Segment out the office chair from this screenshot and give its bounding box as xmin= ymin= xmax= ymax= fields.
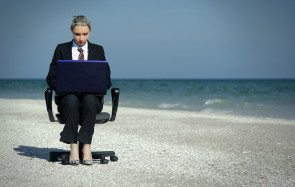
xmin=44 ymin=87 xmax=119 ymax=164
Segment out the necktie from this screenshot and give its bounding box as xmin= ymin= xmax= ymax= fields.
xmin=78 ymin=48 xmax=84 ymax=60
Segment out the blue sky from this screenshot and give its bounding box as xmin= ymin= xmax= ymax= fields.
xmin=0 ymin=0 xmax=294 ymax=79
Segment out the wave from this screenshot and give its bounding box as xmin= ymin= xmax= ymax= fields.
xmin=204 ymin=99 xmax=223 ymax=105
xmin=158 ymin=103 xmax=188 ymax=109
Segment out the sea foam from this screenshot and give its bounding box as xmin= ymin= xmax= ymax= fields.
xmin=204 ymin=99 xmax=223 ymax=105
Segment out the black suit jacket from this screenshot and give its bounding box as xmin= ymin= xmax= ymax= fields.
xmin=46 ymin=40 xmax=112 ymax=90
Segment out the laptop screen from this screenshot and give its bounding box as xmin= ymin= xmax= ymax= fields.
xmin=56 ymin=60 xmax=108 ymax=95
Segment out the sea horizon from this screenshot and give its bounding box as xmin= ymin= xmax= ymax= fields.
xmin=1 ymin=78 xmax=295 ymax=80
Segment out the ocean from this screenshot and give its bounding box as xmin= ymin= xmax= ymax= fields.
xmin=0 ymin=79 xmax=294 ymax=120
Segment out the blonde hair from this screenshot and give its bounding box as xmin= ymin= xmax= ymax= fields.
xmin=71 ymin=15 xmax=92 ymax=31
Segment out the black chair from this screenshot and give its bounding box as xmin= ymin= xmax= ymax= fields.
xmin=44 ymin=87 xmax=120 ymax=164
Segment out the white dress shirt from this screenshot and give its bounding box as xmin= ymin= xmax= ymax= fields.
xmin=72 ymin=41 xmax=88 ymax=60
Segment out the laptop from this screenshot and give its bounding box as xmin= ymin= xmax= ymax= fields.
xmin=56 ymin=60 xmax=108 ymax=95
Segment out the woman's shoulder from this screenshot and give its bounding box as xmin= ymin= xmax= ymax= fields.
xmin=53 ymin=41 xmax=72 ymax=52
xmin=56 ymin=41 xmax=72 ymax=47
xmin=88 ymin=41 xmax=104 ymax=49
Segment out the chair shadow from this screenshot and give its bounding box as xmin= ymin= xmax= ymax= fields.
xmin=14 ymin=145 xmax=68 ymax=161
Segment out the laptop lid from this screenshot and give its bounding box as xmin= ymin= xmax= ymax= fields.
xmin=56 ymin=60 xmax=108 ymax=95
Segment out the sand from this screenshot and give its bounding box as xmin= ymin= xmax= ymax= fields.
xmin=0 ymin=98 xmax=295 ymax=186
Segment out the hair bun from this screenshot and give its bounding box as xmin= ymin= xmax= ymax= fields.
xmin=70 ymin=15 xmax=92 ymax=31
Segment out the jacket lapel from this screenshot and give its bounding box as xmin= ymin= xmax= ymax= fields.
xmin=64 ymin=41 xmax=73 ymax=60
xmin=88 ymin=41 xmax=94 ymax=60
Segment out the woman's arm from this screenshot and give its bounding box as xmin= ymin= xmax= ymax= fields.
xmin=46 ymin=45 xmax=61 ymax=90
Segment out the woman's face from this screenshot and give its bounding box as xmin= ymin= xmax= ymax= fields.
xmin=72 ymin=25 xmax=90 ymax=47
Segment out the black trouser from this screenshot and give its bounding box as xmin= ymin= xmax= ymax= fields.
xmin=57 ymin=95 xmax=103 ymax=144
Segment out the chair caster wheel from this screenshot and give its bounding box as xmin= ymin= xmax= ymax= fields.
xmin=100 ymin=159 xmax=109 ymax=164
xmin=61 ymin=154 xmax=69 ymax=165
xmin=110 ymin=156 xmax=118 ymax=162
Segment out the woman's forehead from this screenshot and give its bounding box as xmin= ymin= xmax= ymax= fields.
xmin=73 ymin=25 xmax=90 ymax=33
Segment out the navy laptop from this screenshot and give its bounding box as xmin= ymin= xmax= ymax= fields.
xmin=56 ymin=60 xmax=108 ymax=95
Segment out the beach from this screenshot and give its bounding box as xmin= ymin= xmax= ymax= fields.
xmin=0 ymin=98 xmax=295 ymax=186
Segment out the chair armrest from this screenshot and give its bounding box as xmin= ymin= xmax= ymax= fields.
xmin=44 ymin=88 xmax=56 ymax=122
xmin=110 ymin=88 xmax=120 ymax=121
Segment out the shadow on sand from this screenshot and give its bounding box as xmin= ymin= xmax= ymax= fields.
xmin=14 ymin=145 xmax=67 ymax=161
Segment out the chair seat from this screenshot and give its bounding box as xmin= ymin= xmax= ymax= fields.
xmin=95 ymin=112 xmax=110 ymax=123
xmin=45 ymin=87 xmax=119 ymax=123
xmin=56 ymin=112 xmax=111 ymax=124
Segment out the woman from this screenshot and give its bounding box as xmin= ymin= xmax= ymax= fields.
xmin=46 ymin=15 xmax=112 ymax=165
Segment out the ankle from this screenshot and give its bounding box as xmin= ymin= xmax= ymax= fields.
xmin=82 ymin=144 xmax=92 ymax=160
xmin=82 ymin=144 xmax=92 ymax=153
xmin=70 ymin=143 xmax=79 ymax=160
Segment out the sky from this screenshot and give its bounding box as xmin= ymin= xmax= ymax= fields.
xmin=0 ymin=0 xmax=294 ymax=79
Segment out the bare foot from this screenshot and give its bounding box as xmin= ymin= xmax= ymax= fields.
xmin=82 ymin=144 xmax=93 ymax=161
xmin=70 ymin=143 xmax=79 ymax=160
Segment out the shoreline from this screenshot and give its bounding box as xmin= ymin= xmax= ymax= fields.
xmin=0 ymin=98 xmax=295 ymax=186
xmin=1 ymin=97 xmax=294 ymax=122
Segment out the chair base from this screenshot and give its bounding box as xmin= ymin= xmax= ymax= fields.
xmin=49 ymin=151 xmax=118 ymax=165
